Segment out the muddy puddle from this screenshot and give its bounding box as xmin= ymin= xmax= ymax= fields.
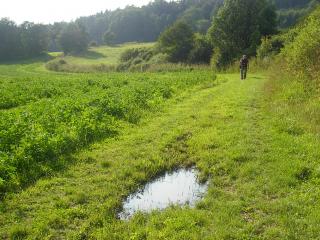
xmin=118 ymin=168 xmax=208 ymax=220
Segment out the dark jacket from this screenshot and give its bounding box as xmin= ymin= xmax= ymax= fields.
xmin=240 ymin=58 xmax=249 ymax=69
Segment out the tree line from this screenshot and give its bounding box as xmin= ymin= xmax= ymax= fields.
xmin=121 ymin=0 xmax=311 ymax=68
xmin=76 ymin=0 xmax=224 ymax=45
xmin=0 ymin=19 xmax=48 ymax=61
xmin=158 ymin=0 xmax=277 ymax=66
xmin=74 ymin=0 xmax=316 ymax=45
xmin=0 ymin=0 xmax=316 ymax=61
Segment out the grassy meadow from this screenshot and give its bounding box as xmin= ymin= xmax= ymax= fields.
xmin=46 ymin=43 xmax=156 ymax=72
xmin=55 ymin=42 xmax=155 ymax=65
xmin=1 ymin=42 xmax=320 ymax=239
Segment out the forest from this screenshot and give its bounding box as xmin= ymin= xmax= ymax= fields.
xmin=0 ymin=0 xmax=318 ymax=61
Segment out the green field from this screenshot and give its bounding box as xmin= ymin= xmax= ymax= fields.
xmin=49 ymin=42 xmax=154 ymax=65
xmin=0 ymin=57 xmax=214 ymax=196
xmin=1 ymin=45 xmax=320 ymax=239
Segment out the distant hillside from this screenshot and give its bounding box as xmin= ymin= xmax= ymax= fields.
xmin=272 ymin=0 xmax=319 ymax=28
xmin=272 ymin=0 xmax=314 ymax=8
xmin=73 ymin=0 xmax=317 ymax=46
xmin=74 ymin=0 xmax=223 ymax=45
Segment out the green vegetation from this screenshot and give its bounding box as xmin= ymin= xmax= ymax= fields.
xmin=275 ymin=0 xmax=318 ymax=28
xmin=156 ymin=21 xmax=212 ymax=66
xmin=76 ymin=0 xmax=315 ymax=45
xmin=256 ymin=36 xmax=283 ymax=59
xmin=187 ymin=34 xmax=212 ymax=64
xmin=103 ymin=31 xmax=116 ymax=45
xmin=58 ymin=23 xmax=89 ymax=54
xmin=65 ymin=43 xmax=154 ymax=65
xmin=208 ymin=0 xmax=277 ymax=67
xmin=1 ymin=1 xmax=320 ymax=239
xmin=45 ymin=43 xmax=155 ymax=72
xmin=76 ymin=0 xmax=224 ymax=45
xmin=2 ymin=66 xmax=320 ymax=238
xmin=0 ymin=19 xmax=48 ymax=61
xmin=2 ymin=0 xmax=318 ymax=63
xmin=158 ymin=21 xmax=195 ymax=63
xmin=281 ymin=6 xmax=320 ymax=80
xmin=0 ymin=58 xmax=214 ymax=196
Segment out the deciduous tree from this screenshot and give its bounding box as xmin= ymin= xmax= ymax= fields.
xmin=59 ymin=23 xmax=89 ymax=54
xmin=158 ymin=21 xmax=194 ymax=62
xmin=208 ymin=0 xmax=277 ymax=67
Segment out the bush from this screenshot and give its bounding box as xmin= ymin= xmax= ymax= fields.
xmin=46 ymin=59 xmax=62 ymax=71
xmin=103 ymin=31 xmax=116 ymax=45
xmin=59 ymin=59 xmax=67 ymax=64
xmin=89 ymin=41 xmax=98 ymax=47
xmin=58 ymin=23 xmax=89 ymax=54
xmin=187 ymin=34 xmax=212 ymax=64
xmin=148 ymin=53 xmax=168 ymax=65
xmin=282 ymin=6 xmax=320 ymax=80
xmin=158 ymin=21 xmax=194 ymax=63
xmin=119 ymin=47 xmax=154 ymax=71
xmin=257 ymin=36 xmax=284 ymax=59
xmin=46 ymin=59 xmax=117 ymax=73
xmin=120 ymin=48 xmax=153 ymax=63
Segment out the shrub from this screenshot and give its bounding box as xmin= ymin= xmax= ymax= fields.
xmin=120 ymin=48 xmax=153 ymax=63
xmin=103 ymin=31 xmax=116 ymax=45
xmin=119 ymin=47 xmax=154 ymax=71
xmin=282 ymin=6 xmax=320 ymax=80
xmin=89 ymin=41 xmax=98 ymax=47
xmin=188 ymin=34 xmax=212 ymax=64
xmin=148 ymin=53 xmax=168 ymax=65
xmin=257 ymin=36 xmax=284 ymax=59
xmin=46 ymin=59 xmax=117 ymax=73
xmin=59 ymin=59 xmax=67 ymax=64
xmin=158 ymin=21 xmax=194 ymax=63
xmin=58 ymin=23 xmax=89 ymax=54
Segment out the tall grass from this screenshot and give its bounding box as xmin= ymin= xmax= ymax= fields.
xmin=46 ymin=59 xmax=118 ymax=73
xmin=264 ymin=6 xmax=320 ymax=134
xmin=281 ymin=5 xmax=320 ymax=82
xmin=46 ymin=58 xmax=213 ymax=73
xmin=225 ymin=57 xmax=274 ymax=74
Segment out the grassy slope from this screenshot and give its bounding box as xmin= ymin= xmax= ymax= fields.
xmin=54 ymin=42 xmax=154 ymax=65
xmin=2 ymin=70 xmax=319 ymax=239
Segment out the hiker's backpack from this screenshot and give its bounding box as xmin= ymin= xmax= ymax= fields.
xmin=240 ymin=58 xmax=248 ymax=68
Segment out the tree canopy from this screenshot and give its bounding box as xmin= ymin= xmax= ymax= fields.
xmin=75 ymin=0 xmax=223 ymax=45
xmin=103 ymin=31 xmax=116 ymax=45
xmin=58 ymin=23 xmax=89 ymax=54
xmin=0 ymin=0 xmax=317 ymax=62
xmin=208 ymin=0 xmax=277 ymax=67
xmin=0 ymin=18 xmax=48 ymax=61
xmin=158 ymin=21 xmax=194 ymax=63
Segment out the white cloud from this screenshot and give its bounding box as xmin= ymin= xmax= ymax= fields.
xmin=0 ymin=0 xmax=153 ymax=24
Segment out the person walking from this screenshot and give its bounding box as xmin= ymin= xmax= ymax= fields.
xmin=240 ymin=55 xmax=249 ymax=80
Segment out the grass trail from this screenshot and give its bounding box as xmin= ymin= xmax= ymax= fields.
xmin=1 ymin=73 xmax=319 ymax=239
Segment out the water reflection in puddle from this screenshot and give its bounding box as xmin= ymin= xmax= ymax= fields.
xmin=119 ymin=168 xmax=208 ymax=220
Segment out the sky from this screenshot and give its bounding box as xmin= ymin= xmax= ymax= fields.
xmin=1 ymin=0 xmax=154 ymax=24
